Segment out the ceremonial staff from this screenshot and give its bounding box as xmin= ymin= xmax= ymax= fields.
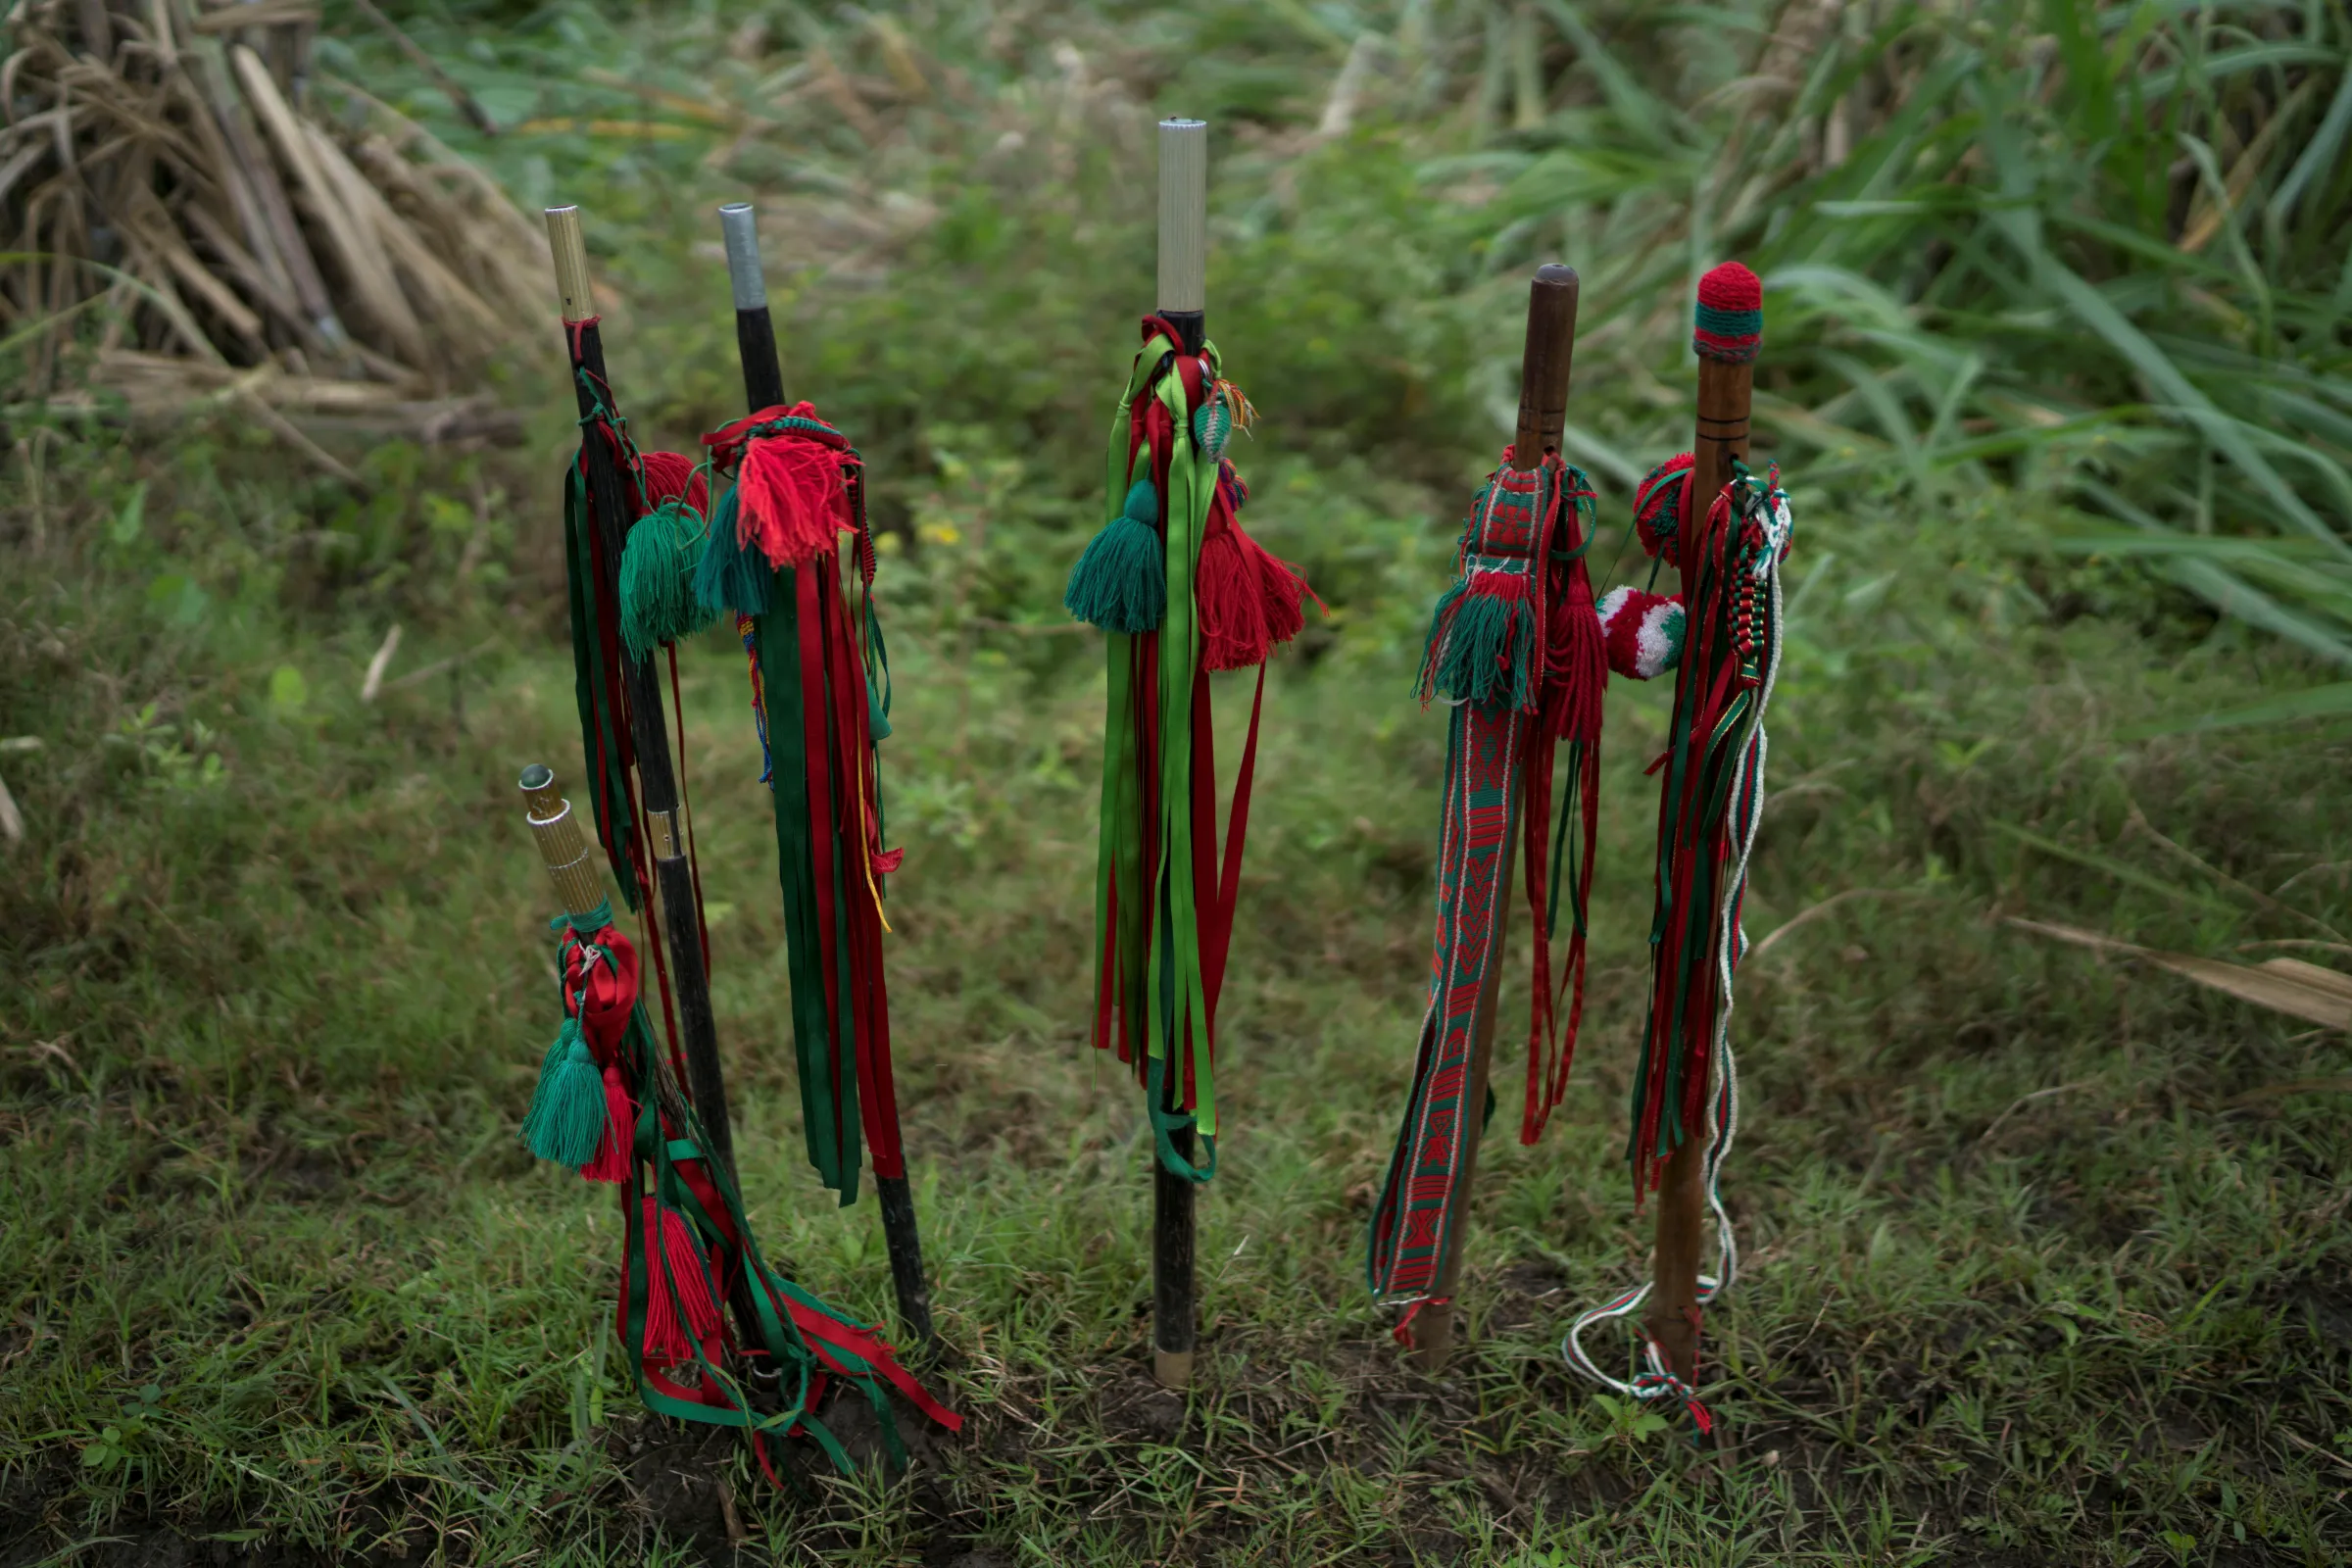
xmin=715 ymin=200 xmax=936 ymax=1351
xmin=1565 ymin=263 xmax=1792 ymax=1432
xmin=1643 ymin=268 xmax=1757 ymax=1390
xmin=1404 ymin=265 xmax=1580 ymax=1370
xmin=544 ymin=205 xmax=738 ymax=1178
xmin=1367 ymin=266 xmax=1604 ymax=1366
xmin=1063 ymin=118 xmax=1314 ymax=1391
xmin=511 ymin=764 xmax=959 ymax=1471
xmin=1151 ymin=119 xmax=1206 ymax=1394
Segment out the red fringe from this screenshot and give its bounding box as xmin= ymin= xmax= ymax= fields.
xmin=1522 ymin=454 xmax=1605 ymax=1144
xmin=738 ymin=432 xmax=850 ymax=567
xmin=639 ymin=1198 xmax=725 ymax=1366
xmin=1544 ymin=571 xmax=1607 ymax=746
xmin=581 ymin=1064 xmax=633 ymax=1185
xmin=1198 ymin=500 xmax=1313 ymax=673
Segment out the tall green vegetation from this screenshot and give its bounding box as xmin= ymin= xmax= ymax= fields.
xmin=355 ymin=0 xmax=2351 ymax=699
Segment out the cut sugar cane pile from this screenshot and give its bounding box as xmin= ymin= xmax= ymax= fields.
xmin=2 ymin=0 xmax=545 ymax=459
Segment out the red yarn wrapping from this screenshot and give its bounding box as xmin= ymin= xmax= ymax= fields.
xmin=1466 ymin=567 xmax=1530 ymax=601
xmin=636 ymin=1198 xmax=725 ymax=1367
xmin=1635 ymin=453 xmax=1694 ymax=567
xmin=581 ymin=1064 xmax=633 ymax=1185
xmin=639 ymin=450 xmax=709 ymax=513
xmin=1696 ymin=261 xmax=1761 ymax=312
xmin=736 ymin=433 xmax=850 ymax=568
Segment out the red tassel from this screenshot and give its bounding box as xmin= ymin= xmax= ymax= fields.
xmin=1198 ymin=522 xmax=1271 ymax=672
xmin=582 ymin=1065 xmax=633 ymax=1185
xmin=737 ymin=433 xmax=849 ymax=567
xmin=638 ymin=1198 xmax=725 ymax=1366
xmin=1257 ymin=537 xmax=1310 ymax=649
xmin=1543 ymin=571 xmax=1606 ymax=746
xmin=639 ymin=450 xmax=709 ymax=514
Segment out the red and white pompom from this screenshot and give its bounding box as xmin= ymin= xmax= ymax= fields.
xmin=1595 ymin=587 xmax=1686 ymax=680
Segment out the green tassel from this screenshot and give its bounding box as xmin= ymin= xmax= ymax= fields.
xmin=619 ymin=502 xmax=718 ymax=662
xmin=1414 ymin=577 xmax=1467 ymax=698
xmin=1063 ymin=481 xmax=1165 ymax=634
xmin=520 ymin=1016 xmax=607 ymax=1170
xmin=867 ymin=677 xmax=892 ymax=742
xmin=692 ymin=490 xmax=773 ymax=616
xmin=1433 ymin=587 xmax=1531 ymax=710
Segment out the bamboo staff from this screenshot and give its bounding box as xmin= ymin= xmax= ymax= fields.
xmin=1642 ymin=282 xmax=1756 ymax=1393
xmin=716 ymin=201 xmax=937 ymax=1352
xmin=1150 ymin=117 xmax=1207 ymax=1394
xmin=1408 ymin=264 xmax=1581 ymax=1372
xmin=544 ymin=206 xmax=739 ymax=1179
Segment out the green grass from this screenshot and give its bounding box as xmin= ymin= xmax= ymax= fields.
xmin=6 ymin=0 xmax=2352 ymax=1562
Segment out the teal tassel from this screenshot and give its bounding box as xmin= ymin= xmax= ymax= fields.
xmin=867 ymin=677 xmax=893 ymax=742
xmin=692 ymin=490 xmax=773 ymax=616
xmin=1063 ymin=481 xmax=1165 ymax=634
xmin=1414 ymin=577 xmax=1468 ymax=700
xmin=619 ymin=502 xmax=718 ymax=662
xmin=1431 ymin=581 xmax=1533 ymax=711
xmin=520 ymin=1015 xmax=608 ymax=1170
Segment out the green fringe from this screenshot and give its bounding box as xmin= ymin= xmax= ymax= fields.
xmin=692 ymin=491 xmax=773 ymax=615
xmin=1064 ymin=481 xmax=1165 ymax=634
xmin=1430 ymin=583 xmax=1533 ymax=712
xmin=520 ymin=1016 xmax=607 ymax=1170
xmin=619 ymin=502 xmax=719 ymax=662
xmin=1414 ymin=578 xmax=1467 ymax=697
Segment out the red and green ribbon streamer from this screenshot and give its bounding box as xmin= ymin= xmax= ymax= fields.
xmin=1067 ymin=318 xmax=1313 ymax=1181
xmin=696 ymin=403 xmax=907 ymax=1205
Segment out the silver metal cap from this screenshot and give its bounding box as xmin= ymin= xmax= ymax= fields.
xmin=1156 ymin=120 xmax=1206 ymax=314
xmin=719 ymin=203 xmax=767 ymax=311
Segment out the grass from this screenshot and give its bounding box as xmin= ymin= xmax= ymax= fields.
xmin=6 ymin=0 xmax=2352 ymax=1562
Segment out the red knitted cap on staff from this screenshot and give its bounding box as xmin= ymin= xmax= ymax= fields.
xmin=1692 ymin=262 xmax=1763 ymax=364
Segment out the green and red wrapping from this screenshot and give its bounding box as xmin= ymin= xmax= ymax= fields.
xmin=561 ymin=351 xmax=721 ymax=1086
xmin=1624 ymin=455 xmax=1790 ymax=1192
xmin=1625 ymin=261 xmax=1791 ymax=1196
xmin=1064 ymin=318 xmax=1313 ymax=1181
xmin=520 ymin=908 xmax=956 ymax=1476
xmin=1366 ymin=451 xmax=1606 ymax=1319
xmin=692 ymin=402 xmax=908 ymax=1206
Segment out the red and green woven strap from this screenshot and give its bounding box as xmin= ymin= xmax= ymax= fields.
xmin=1370 ymin=454 xmax=1604 ymax=1304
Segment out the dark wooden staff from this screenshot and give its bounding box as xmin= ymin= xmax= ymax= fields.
xmin=544 ymin=207 xmax=738 ymax=1179
xmin=1642 ymin=286 xmax=1755 ymax=1393
xmin=1409 ymin=264 xmax=1581 ymax=1373
xmin=1152 ymin=116 xmax=1206 ymax=1393
xmin=717 ymin=202 xmax=937 ymax=1353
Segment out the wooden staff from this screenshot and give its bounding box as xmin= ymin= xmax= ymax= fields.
xmin=1409 ymin=264 xmax=1581 ymax=1372
xmin=1642 ymin=281 xmax=1755 ymax=1391
xmin=716 ymin=202 xmax=938 ymax=1353
xmin=544 ymin=207 xmax=739 ymax=1180
xmin=1152 ymin=116 xmax=1206 ymax=1394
